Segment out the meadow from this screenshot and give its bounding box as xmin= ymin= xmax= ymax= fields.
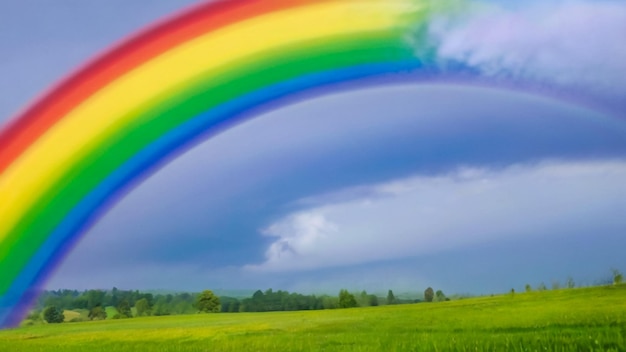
xmin=1 ymin=285 xmax=624 ymax=352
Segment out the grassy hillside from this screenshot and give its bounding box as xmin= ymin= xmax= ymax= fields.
xmin=1 ymin=285 xmax=625 ymax=352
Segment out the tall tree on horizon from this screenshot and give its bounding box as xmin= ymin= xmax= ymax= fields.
xmin=424 ymin=287 xmax=434 ymax=302
xmin=196 ymin=290 xmax=220 ymax=313
xmin=386 ymin=290 xmax=396 ymax=305
xmin=338 ymin=289 xmax=357 ymax=308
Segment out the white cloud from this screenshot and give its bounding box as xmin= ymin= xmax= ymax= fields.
xmin=262 ymin=213 xmax=337 ymax=263
xmin=247 ymin=159 xmax=626 ymax=272
xmin=426 ymin=1 xmax=626 ymax=101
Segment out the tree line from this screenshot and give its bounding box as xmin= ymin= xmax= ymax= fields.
xmin=31 ymin=287 xmax=443 ymax=323
xmin=29 ymin=269 xmax=624 ymax=324
xmin=33 ymin=287 xmax=200 ymax=322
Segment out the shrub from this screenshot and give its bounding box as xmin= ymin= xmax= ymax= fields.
xmin=43 ymin=306 xmax=64 ymax=324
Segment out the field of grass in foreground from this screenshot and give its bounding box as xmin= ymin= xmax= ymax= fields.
xmin=1 ymin=285 xmax=625 ymax=352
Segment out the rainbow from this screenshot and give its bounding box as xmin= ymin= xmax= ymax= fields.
xmin=0 ymin=0 xmax=446 ymax=327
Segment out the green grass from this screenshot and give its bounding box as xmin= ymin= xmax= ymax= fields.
xmin=1 ymin=285 xmax=625 ymax=352
xmin=62 ymin=309 xmax=89 ymax=323
xmin=105 ymin=306 xmax=119 ymax=319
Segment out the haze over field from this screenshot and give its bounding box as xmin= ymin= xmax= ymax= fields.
xmin=0 ymin=0 xmax=625 ymax=295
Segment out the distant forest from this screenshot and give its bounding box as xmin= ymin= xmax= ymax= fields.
xmin=32 ymin=287 xmax=435 ymax=322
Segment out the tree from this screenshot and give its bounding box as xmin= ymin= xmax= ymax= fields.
xmin=525 ymin=284 xmax=532 ymax=293
xmin=357 ymin=290 xmax=369 ymax=307
xmin=196 ymin=290 xmax=220 ymax=313
xmin=322 ymin=296 xmax=339 ymax=309
xmin=115 ymin=299 xmax=132 ymax=318
xmin=435 ymin=290 xmax=446 ymax=302
xmin=88 ymin=306 xmax=107 ymax=320
xmin=26 ymin=310 xmax=42 ymax=323
xmin=135 ymin=298 xmax=151 ymax=317
xmin=566 ymin=277 xmax=576 ymax=289
xmin=613 ymin=269 xmax=623 ymax=285
xmin=226 ymin=300 xmax=240 ymax=313
xmin=386 ymin=290 xmax=396 ymax=305
xmin=356 ymin=290 xmax=378 ymax=307
xmin=86 ymin=289 xmax=106 ymax=310
xmin=424 ymin=287 xmax=434 ymax=302
xmin=71 ymin=296 xmax=88 ymax=310
xmin=152 ymin=298 xmax=171 ymax=316
xmin=338 ymin=289 xmax=357 ymax=308
xmin=43 ymin=306 xmax=64 ymax=323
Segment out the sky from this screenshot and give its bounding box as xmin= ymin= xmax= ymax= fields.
xmin=1 ymin=0 xmax=625 ymax=297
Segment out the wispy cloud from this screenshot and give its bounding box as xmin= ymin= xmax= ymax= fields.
xmin=247 ymin=159 xmax=626 ymax=272
xmin=424 ymin=1 xmax=626 ymax=109
xmin=262 ymin=213 xmax=337 ymax=264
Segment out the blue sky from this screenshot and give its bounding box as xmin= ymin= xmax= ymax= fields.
xmin=1 ymin=0 xmax=625 ymax=296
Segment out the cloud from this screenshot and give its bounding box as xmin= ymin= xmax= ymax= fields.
xmin=425 ymin=1 xmax=626 ymax=107
xmin=247 ymin=159 xmax=626 ymax=272
xmin=262 ymin=213 xmax=337 ymax=263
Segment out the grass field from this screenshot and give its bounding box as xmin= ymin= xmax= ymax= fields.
xmin=1 ymin=285 xmax=625 ymax=352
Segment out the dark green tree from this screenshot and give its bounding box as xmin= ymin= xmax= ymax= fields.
xmin=424 ymin=287 xmax=434 ymax=302
xmin=110 ymin=287 xmax=119 ymax=307
xmin=225 ymin=300 xmax=241 ymax=313
xmin=338 ymin=289 xmax=357 ymax=308
xmin=88 ymin=306 xmax=107 ymax=320
xmin=369 ymin=294 xmax=379 ymax=306
xmin=116 ymin=299 xmax=132 ymax=318
xmin=196 ymin=290 xmax=220 ymax=313
xmin=386 ymin=290 xmax=396 ymax=305
xmin=86 ymin=289 xmax=106 ymax=310
xmin=43 ymin=306 xmax=64 ymax=323
xmin=71 ymin=296 xmax=88 ymax=310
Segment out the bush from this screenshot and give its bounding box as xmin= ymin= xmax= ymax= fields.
xmin=43 ymin=306 xmax=64 ymax=324
xmin=88 ymin=306 xmax=107 ymax=320
xmin=26 ymin=310 xmax=42 ymax=322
